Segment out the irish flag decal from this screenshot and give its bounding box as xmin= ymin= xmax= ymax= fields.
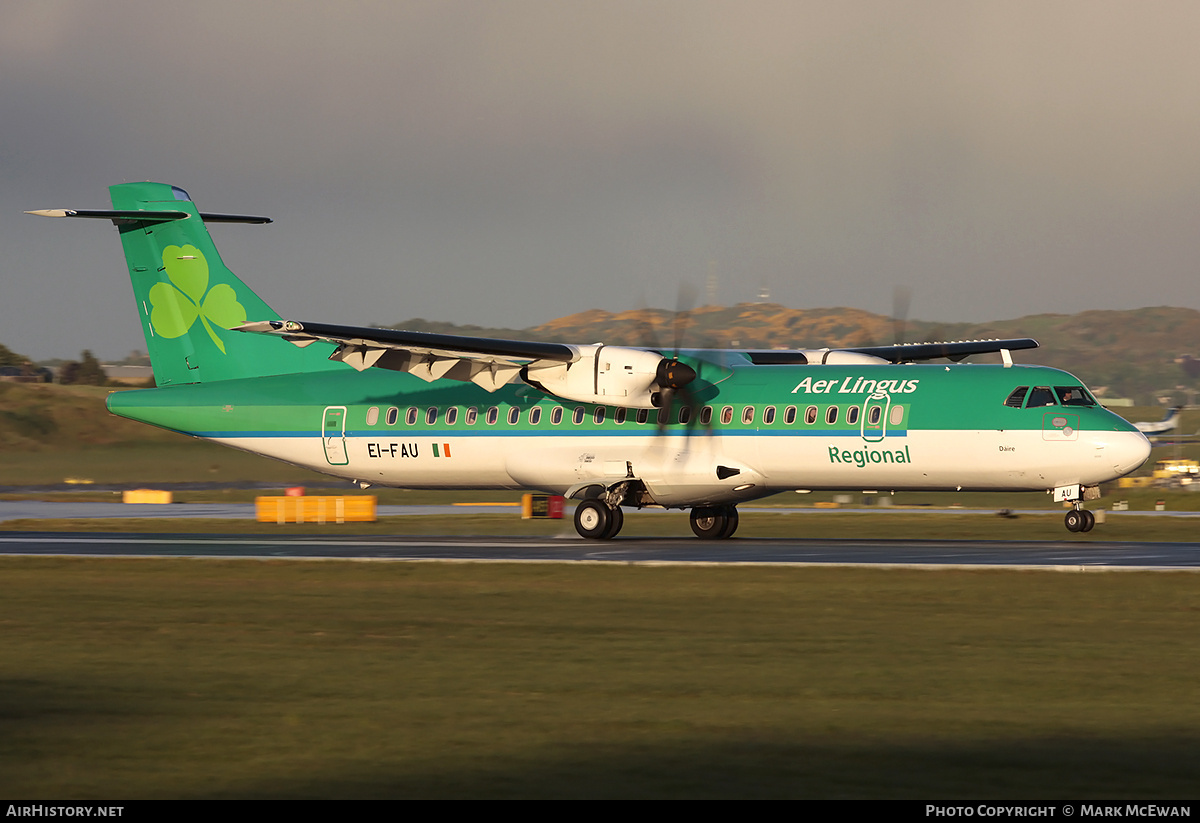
xmin=432 ymin=443 xmax=452 ymax=458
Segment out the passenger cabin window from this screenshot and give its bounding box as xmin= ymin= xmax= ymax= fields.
xmin=700 ymin=406 xmax=713 ymax=426
xmin=465 ymin=407 xmax=478 ymax=425
xmin=763 ymin=406 xmax=776 ymax=425
xmin=529 ymin=407 xmax=542 ymax=425
xmin=615 ymin=408 xmax=627 ymax=424
xmin=425 ymin=407 xmax=438 ymax=425
xmin=366 ymin=407 xmax=379 ymax=426
xmin=847 ymin=406 xmax=860 ymax=425
xmin=889 ymin=405 xmax=904 ymax=426
xmin=486 ymin=407 xmax=499 ymax=425
xmin=867 ymin=406 xmax=882 ymax=426
xmin=825 ymin=406 xmax=838 ymax=425
xmin=657 ymin=408 xmax=670 ymax=426
xmin=679 ymin=406 xmax=691 ymax=425
xmin=507 ymin=407 xmax=520 ymax=425
xmin=593 ymin=408 xmax=605 ymax=424
xmin=636 ymin=409 xmax=649 ymax=425
xmin=721 ymin=406 xmax=734 ymax=425
xmin=406 ymin=407 xmax=418 ymax=426
xmin=386 ymin=407 xmax=399 ymax=426
xmin=1005 ymin=387 xmax=1029 ymax=408
xmin=573 ymin=407 xmax=585 ymax=425
xmin=805 ymin=406 xmax=818 ymax=424
xmin=445 ymin=407 xmax=458 ymax=425
xmin=784 ymin=406 xmax=797 ymax=425
xmin=1026 ymin=387 xmax=1056 ymax=407
xmin=551 ymin=407 xmax=563 ymax=425
xmin=741 ymin=406 xmax=755 ymax=425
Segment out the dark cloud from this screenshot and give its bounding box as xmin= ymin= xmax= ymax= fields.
xmin=4 ymin=1 xmax=1200 ymax=359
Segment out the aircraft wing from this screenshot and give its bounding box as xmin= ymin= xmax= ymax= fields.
xmin=236 ymin=320 xmax=578 ymax=391
xmin=237 ymin=320 xmax=1040 ymax=400
xmin=746 ymin=338 xmax=1040 ymax=365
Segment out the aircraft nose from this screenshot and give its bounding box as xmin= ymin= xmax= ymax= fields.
xmin=1096 ymin=430 xmax=1152 ymax=477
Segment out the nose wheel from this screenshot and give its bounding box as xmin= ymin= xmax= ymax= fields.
xmin=1064 ymin=508 xmax=1095 ymax=533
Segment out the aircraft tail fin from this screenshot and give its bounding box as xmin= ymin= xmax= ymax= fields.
xmin=33 ymin=182 xmax=338 ymax=385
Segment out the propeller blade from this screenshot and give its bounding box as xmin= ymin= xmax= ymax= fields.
xmin=892 ymin=285 xmax=912 ymax=345
xmin=673 ymin=283 xmax=697 ymax=356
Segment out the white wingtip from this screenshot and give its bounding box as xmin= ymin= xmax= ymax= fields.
xmin=25 ymin=209 xmax=74 ymax=218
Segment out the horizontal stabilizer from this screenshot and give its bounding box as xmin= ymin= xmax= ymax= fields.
xmin=26 ymin=209 xmax=271 ymax=225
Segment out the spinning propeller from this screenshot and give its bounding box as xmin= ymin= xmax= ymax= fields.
xmin=638 ymin=285 xmax=726 ymax=436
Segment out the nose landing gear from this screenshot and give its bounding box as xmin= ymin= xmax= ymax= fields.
xmin=1064 ymin=506 xmax=1095 ymax=533
xmin=1055 ymin=484 xmax=1099 ymax=533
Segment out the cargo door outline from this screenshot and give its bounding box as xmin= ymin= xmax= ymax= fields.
xmin=861 ymin=392 xmax=890 ymax=443
xmin=322 ymin=406 xmax=349 ymax=465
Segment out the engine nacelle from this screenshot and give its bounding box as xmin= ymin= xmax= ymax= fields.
xmin=524 ymin=345 xmax=669 ymax=409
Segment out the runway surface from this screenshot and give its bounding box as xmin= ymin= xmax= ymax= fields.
xmin=3 ymin=531 xmax=1200 ymax=569
xmin=4 ymin=500 xmax=1199 ymax=523
xmin=0 ymin=501 xmax=524 ymax=521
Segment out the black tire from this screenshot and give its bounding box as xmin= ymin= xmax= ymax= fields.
xmin=575 ymin=499 xmax=612 ymax=539
xmin=690 ymin=506 xmax=728 ymax=539
xmin=1064 ymin=510 xmax=1085 ymax=533
xmin=717 ymin=506 xmax=739 ymax=539
xmin=602 ymin=505 xmax=624 ymax=539
xmin=1081 ymin=509 xmax=1096 ymax=532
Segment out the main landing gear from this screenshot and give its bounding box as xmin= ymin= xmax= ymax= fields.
xmin=1064 ymin=506 xmax=1096 ymax=533
xmin=689 ymin=505 xmax=739 ymax=539
xmin=574 ymin=499 xmax=624 ymax=540
xmin=572 ymin=499 xmax=741 ymax=540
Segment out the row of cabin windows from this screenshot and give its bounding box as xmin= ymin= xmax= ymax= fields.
xmin=364 ymin=403 xmax=906 ymax=428
xmin=1003 ymin=385 xmax=1097 ymax=409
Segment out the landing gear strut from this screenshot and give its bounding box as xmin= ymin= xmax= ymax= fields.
xmin=574 ymin=499 xmax=624 ymax=540
xmin=690 ymin=505 xmax=739 ymax=539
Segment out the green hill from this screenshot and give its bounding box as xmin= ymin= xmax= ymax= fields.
xmin=3 ymin=304 xmax=1197 ymax=458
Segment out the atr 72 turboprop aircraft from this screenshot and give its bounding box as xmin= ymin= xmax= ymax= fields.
xmin=29 ymin=182 xmax=1151 ymax=537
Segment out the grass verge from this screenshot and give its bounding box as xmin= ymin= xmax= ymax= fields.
xmin=0 ymin=558 xmax=1197 ymax=798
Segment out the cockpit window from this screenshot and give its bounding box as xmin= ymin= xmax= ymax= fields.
xmin=1004 ymin=387 xmax=1029 ymax=408
xmin=1055 ymin=386 xmax=1096 ymax=406
xmin=1026 ymin=387 xmax=1056 ymax=407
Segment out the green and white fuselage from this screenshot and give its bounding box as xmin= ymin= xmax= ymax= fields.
xmin=105 ymin=359 xmax=1149 ymax=507
xmin=32 ymin=181 xmax=1151 ymax=537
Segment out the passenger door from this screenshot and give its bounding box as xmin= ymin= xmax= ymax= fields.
xmin=322 ymin=406 xmax=349 ymax=465
xmin=861 ymin=392 xmax=890 ymax=443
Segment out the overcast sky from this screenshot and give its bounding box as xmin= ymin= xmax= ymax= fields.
xmin=4 ymin=1 xmax=1200 ymax=360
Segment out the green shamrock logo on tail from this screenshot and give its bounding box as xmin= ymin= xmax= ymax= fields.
xmin=149 ymin=245 xmax=246 ymax=354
